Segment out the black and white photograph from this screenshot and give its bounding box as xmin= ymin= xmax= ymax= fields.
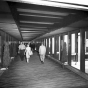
xmin=0 ymin=0 xmax=88 ymax=88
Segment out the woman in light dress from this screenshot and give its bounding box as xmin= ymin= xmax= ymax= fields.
xmin=25 ymin=44 xmax=32 ymax=63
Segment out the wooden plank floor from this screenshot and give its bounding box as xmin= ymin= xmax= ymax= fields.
xmin=0 ymin=52 xmax=88 ymax=88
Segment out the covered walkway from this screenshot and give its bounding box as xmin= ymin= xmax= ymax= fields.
xmin=0 ymin=52 xmax=88 ymax=88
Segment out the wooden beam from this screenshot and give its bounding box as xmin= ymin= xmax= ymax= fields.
xmin=50 ymin=37 xmax=52 ymax=55
xmin=7 ymin=2 xmax=23 ymax=41
xmin=75 ymin=32 xmax=78 ymax=63
xmin=68 ymin=32 xmax=71 ymax=65
xmin=80 ymin=29 xmax=85 ymax=72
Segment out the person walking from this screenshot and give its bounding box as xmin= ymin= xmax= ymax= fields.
xmin=25 ymin=44 xmax=32 ymax=63
xmin=39 ymin=43 xmax=46 ymax=64
xmin=18 ymin=42 xmax=26 ymax=61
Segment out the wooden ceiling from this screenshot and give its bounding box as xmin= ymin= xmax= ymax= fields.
xmin=1 ymin=0 xmax=88 ymax=41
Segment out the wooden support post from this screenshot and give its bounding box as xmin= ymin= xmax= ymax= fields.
xmin=75 ymin=32 xmax=78 ymax=64
xmin=47 ymin=38 xmax=49 ymax=54
xmin=80 ymin=29 xmax=85 ymax=72
xmin=50 ymin=37 xmax=52 ymax=55
xmin=48 ymin=38 xmax=51 ymax=54
xmin=59 ymin=35 xmax=60 ymax=60
xmin=68 ymin=32 xmax=71 ymax=66
xmin=45 ymin=38 xmax=46 ymax=47
xmin=60 ymin=35 xmax=63 ymax=61
xmin=54 ymin=36 xmax=56 ymax=56
xmin=55 ymin=35 xmax=59 ymax=59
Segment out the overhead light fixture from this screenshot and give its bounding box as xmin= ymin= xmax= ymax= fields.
xmin=23 ymin=36 xmax=34 ymax=37
xmin=20 ymin=25 xmax=47 ymax=29
xmin=21 ymin=31 xmax=40 ymax=32
xmin=0 ymin=22 xmax=16 ymax=25
xmin=20 ymin=28 xmax=48 ymax=30
xmin=19 ymin=14 xmax=62 ymax=19
xmin=22 ymin=32 xmax=42 ymax=34
xmin=18 ymin=8 xmax=68 ymax=16
xmin=21 ymin=30 xmax=48 ymax=32
xmin=44 ymin=0 xmax=88 ymax=6
xmin=0 ymin=28 xmax=18 ymax=30
xmin=21 ymin=31 xmax=31 ymax=32
xmin=11 ymin=29 xmax=18 ymax=30
xmin=16 ymin=0 xmax=88 ymax=11
xmin=20 ymin=21 xmax=54 ymax=25
xmin=23 ymin=37 xmax=30 ymax=39
xmin=7 ymin=31 xmax=19 ymax=32
xmin=21 ymin=31 xmax=45 ymax=33
xmin=3 ymin=29 xmax=19 ymax=31
xmin=22 ymin=35 xmax=36 ymax=37
xmin=5 ymin=0 xmax=88 ymax=10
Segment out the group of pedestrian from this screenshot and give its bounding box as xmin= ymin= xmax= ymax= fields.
xmin=18 ymin=42 xmax=46 ymax=64
xmin=18 ymin=42 xmax=33 ymax=63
